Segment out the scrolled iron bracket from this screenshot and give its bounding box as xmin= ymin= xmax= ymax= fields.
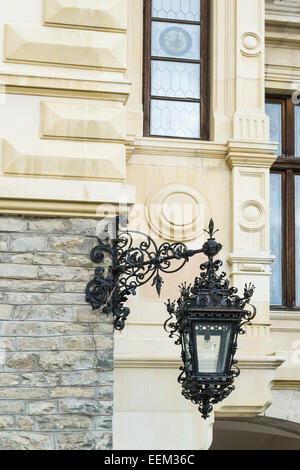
xmin=86 ymin=215 xmax=215 ymax=330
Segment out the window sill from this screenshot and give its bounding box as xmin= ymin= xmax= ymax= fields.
xmin=131 ymin=136 xmax=227 ymax=159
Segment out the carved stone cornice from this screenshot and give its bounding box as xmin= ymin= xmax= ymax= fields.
xmin=226 ymin=140 xmax=278 ymax=169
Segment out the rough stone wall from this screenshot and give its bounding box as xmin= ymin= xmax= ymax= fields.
xmin=0 ymin=215 xmax=113 ymax=450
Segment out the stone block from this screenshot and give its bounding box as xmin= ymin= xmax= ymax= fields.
xmin=61 ymin=335 xmax=113 ymax=351
xmin=98 ymin=386 xmax=113 ymax=400
xmin=3 ymin=138 xmax=126 ymax=180
xmin=6 ymin=293 xmax=48 ymax=305
xmin=22 ymin=373 xmax=59 ymax=388
xmin=59 ymin=399 xmax=112 ymax=416
xmin=59 ymin=370 xmax=100 ymax=387
xmin=0 ymin=388 xmax=48 ymax=400
xmin=43 ymin=0 xmax=127 ymax=32
xmin=27 ymin=218 xmax=70 ymax=233
xmin=95 ymin=416 xmax=113 ymax=431
xmin=37 ymin=415 xmax=92 ymax=432
xmin=49 ymin=293 xmax=86 ymax=305
xmin=16 ymin=416 xmax=34 ymax=431
xmin=49 ymin=387 xmax=95 ymax=399
xmin=6 ymin=353 xmax=36 ymax=371
xmin=5 ymin=24 xmax=126 ymax=71
xmin=28 ymin=401 xmax=56 ymax=415
xmin=0 ymin=264 xmax=38 ymax=280
xmin=17 ymin=337 xmax=60 ymax=351
xmin=0 ymin=280 xmax=59 ymax=293
xmin=0 ymin=305 xmax=13 ymax=320
xmin=0 ymin=416 xmax=14 ymax=429
xmin=0 ymin=217 xmax=27 ymax=232
xmin=11 ymin=253 xmax=34 ymax=264
xmin=33 ymin=252 xmax=65 ymax=265
xmin=0 ymin=373 xmax=19 ymax=387
xmin=38 ymin=265 xmax=89 ymax=282
xmin=38 ymin=351 xmax=94 ymax=371
xmin=10 ymin=235 xmax=46 ymax=252
xmin=0 ymin=432 xmax=53 ymax=450
xmin=56 ymin=432 xmax=112 ymax=450
xmin=41 ymin=101 xmax=127 ymax=142
xmin=0 ymin=235 xmax=9 ymax=252
xmin=44 ymin=322 xmax=88 ymax=335
xmin=3 ymin=322 xmax=42 ymax=336
xmin=48 ymin=235 xmax=90 ymax=254
xmin=64 ymin=255 xmax=93 ymax=268
xmin=14 ymin=305 xmax=73 ymax=322
xmin=0 ymin=401 xmax=25 ymax=414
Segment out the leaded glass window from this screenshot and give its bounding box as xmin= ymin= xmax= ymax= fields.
xmin=144 ymin=0 xmax=210 ymax=140
xmin=295 ymin=106 xmax=300 ymax=157
xmin=266 ymin=97 xmax=300 ymax=310
xmin=270 ymin=173 xmax=282 ymax=306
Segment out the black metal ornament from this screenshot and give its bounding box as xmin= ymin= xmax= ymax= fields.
xmin=86 ymin=215 xmax=207 ymax=330
xmin=164 ymin=220 xmax=256 ymax=419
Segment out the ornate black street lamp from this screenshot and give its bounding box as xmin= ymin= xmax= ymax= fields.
xmin=86 ymin=216 xmax=256 ymax=418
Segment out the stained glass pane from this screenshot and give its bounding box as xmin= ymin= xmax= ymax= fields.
xmin=152 ymin=0 xmax=201 ymax=22
xmin=295 ymin=176 xmax=300 ymax=305
xmin=150 ymin=99 xmax=200 ymax=138
xmin=152 ymin=22 xmax=200 ymax=60
xmin=266 ymin=102 xmax=282 ymax=156
xmin=270 ymin=173 xmax=283 ymax=306
xmin=295 ymin=106 xmax=300 ymax=157
xmin=151 ymin=60 xmax=200 ymax=99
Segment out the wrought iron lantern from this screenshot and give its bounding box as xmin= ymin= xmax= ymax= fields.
xmin=86 ymin=216 xmax=256 ymax=419
xmin=164 ymin=220 xmax=256 ymax=419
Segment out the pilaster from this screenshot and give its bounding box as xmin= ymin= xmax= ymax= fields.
xmin=220 ymin=0 xmax=279 ymax=356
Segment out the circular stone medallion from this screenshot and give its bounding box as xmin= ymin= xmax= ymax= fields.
xmin=160 ymin=26 xmax=192 ymax=57
xmin=146 ymin=184 xmax=211 ymax=241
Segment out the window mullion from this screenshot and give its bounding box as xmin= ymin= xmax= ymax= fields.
xmin=286 ymin=169 xmax=296 ymax=310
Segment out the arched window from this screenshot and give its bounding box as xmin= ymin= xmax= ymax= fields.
xmin=143 ymin=0 xmax=210 ymax=140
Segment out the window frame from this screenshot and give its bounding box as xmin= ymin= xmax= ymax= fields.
xmin=267 ymin=95 xmax=300 ymax=311
xmin=143 ymin=0 xmax=210 ymax=140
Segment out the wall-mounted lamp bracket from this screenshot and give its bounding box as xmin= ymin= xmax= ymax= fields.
xmin=86 ymin=215 xmax=217 ymax=330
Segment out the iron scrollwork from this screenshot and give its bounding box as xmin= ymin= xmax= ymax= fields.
xmin=86 ymin=215 xmax=205 ymax=330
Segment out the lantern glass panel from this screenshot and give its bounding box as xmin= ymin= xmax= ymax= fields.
xmin=194 ymin=322 xmax=233 ymax=374
xmin=183 ymin=332 xmax=193 ymax=373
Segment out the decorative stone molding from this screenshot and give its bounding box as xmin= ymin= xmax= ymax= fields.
xmin=265 ymin=64 xmax=300 ymax=92
xmin=4 ymin=24 xmax=126 ymax=71
xmin=226 ymin=140 xmax=278 ymax=169
xmin=233 ymin=114 xmax=270 ymax=141
xmin=41 ymin=101 xmax=127 ymax=142
xmin=131 ymin=137 xmax=227 ymax=159
xmin=266 ymin=31 xmax=300 ymax=50
xmin=0 ymin=73 xmax=131 ymax=103
xmin=273 ymin=381 xmax=300 ymax=390
xmin=43 ymin=0 xmax=127 ymax=32
xmin=265 ymin=0 xmax=300 ymax=91
xmin=145 ymin=183 xmax=211 ymax=242
xmin=0 ymin=177 xmax=135 ymax=218
xmin=241 ymin=32 xmax=262 ymax=56
xmin=266 ymin=0 xmax=300 ymax=26
xmin=239 ymin=199 xmax=266 ymax=231
xmin=2 ymin=139 xmax=126 ymax=180
xmin=228 ymin=254 xmax=275 ymax=276
xmin=114 ymin=355 xmax=284 ymax=370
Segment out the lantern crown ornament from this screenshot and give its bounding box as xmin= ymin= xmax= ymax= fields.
xmin=164 ymin=219 xmax=256 ymax=419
